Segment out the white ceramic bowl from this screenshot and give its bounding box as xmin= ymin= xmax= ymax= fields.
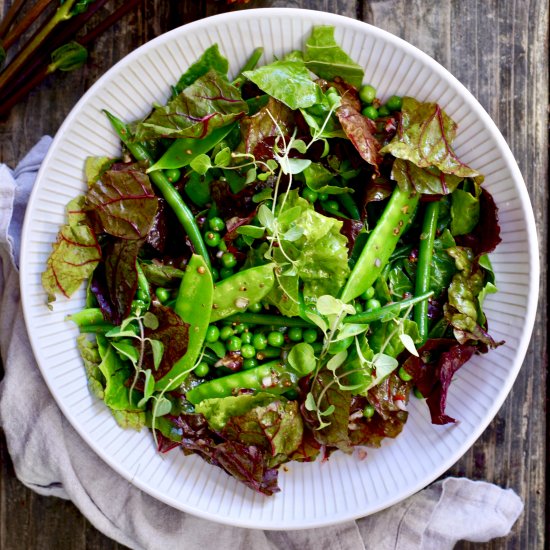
xmin=20 ymin=8 xmax=539 ymax=529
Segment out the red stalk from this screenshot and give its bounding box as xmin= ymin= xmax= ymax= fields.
xmin=2 ymin=0 xmax=54 ymax=50
xmin=0 ymin=0 xmax=28 ymax=40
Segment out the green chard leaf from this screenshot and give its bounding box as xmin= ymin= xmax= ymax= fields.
xmin=243 ymin=59 xmax=323 ymax=110
xmin=381 ymin=97 xmax=482 ymax=179
xmin=77 ymin=334 xmax=105 ymax=400
xmin=135 ymin=70 xmax=247 ymax=141
xmin=86 ymin=169 xmax=158 ymax=239
xmin=391 ymin=157 xmax=463 ymax=195
xmin=450 ymin=183 xmax=481 ymax=235
xmin=174 ymin=44 xmax=229 ymax=94
xmin=42 ymin=196 xmax=101 ymax=304
xmin=84 ymin=156 xmax=114 ymax=186
xmin=304 ymin=26 xmax=364 ymax=87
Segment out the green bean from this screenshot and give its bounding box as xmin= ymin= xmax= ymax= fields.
xmin=225 ymin=311 xmax=312 ymax=327
xmin=136 ymin=261 xmax=150 ymax=304
xmin=340 ymin=184 xmax=420 ymax=303
xmin=186 ymin=358 xmax=312 ymax=405
xmin=103 ymin=110 xmax=211 ymax=270
xmin=414 ymin=201 xmax=440 ymax=344
xmin=232 ymin=47 xmax=264 ymax=87
xmin=68 ymin=308 xmax=113 ymax=333
xmin=344 ymin=291 xmax=433 ymax=324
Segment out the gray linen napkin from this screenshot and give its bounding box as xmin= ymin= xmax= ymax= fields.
xmin=0 ymin=139 xmax=523 ymax=550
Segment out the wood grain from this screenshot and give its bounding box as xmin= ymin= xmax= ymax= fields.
xmin=0 ymin=1 xmax=547 ymax=548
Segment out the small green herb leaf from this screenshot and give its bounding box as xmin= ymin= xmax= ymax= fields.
xmin=305 ymin=392 xmax=317 ymax=411
xmin=142 ymin=312 xmax=159 ymax=330
xmin=153 ymin=396 xmax=172 ymax=417
xmin=327 ymin=350 xmax=347 ymax=372
xmin=190 ymin=154 xmax=212 ymax=175
xmin=149 ymin=339 xmax=164 ymax=369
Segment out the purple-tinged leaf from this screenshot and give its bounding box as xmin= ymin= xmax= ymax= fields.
xmin=391 ymin=157 xmax=463 ymax=195
xmin=104 ymin=238 xmax=144 ymax=324
xmin=336 ymin=104 xmax=382 ymax=172
xmin=43 ymin=196 xmax=102 ymax=304
xmin=381 ymin=97 xmax=481 ymax=178
xmin=135 ymin=70 xmax=247 ymax=140
xmin=141 ymin=303 xmax=189 ymax=380
xmin=86 ymin=168 xmax=158 ymax=240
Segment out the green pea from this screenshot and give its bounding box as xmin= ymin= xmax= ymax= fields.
xmin=353 ymin=300 xmax=363 ymax=313
xmin=243 ymin=358 xmax=259 ymax=370
xmin=303 ymin=328 xmax=318 ymax=343
xmin=363 ymin=404 xmax=375 ymax=418
xmin=220 ymin=326 xmax=234 ymax=341
xmin=378 ymin=104 xmax=391 ymax=117
xmin=359 ymin=84 xmax=376 ymax=104
xmin=288 ymin=327 xmax=303 ymax=342
xmin=194 ymin=362 xmax=210 ymax=377
xmin=165 ymin=168 xmax=181 ymax=183
xmin=155 ymin=287 xmax=170 ymax=303
xmin=205 ymin=231 xmax=221 ymax=247
xmin=248 ymin=301 xmax=263 ymax=313
xmin=318 ymin=192 xmax=329 ymax=202
xmin=253 ymin=333 xmax=268 ymax=350
xmin=267 ymin=331 xmax=284 ymax=347
xmin=209 ymin=216 xmax=225 ymax=232
xmin=221 ymin=252 xmax=237 ymax=269
xmin=227 ymin=336 xmax=242 ymax=351
xmin=219 ymin=267 xmax=234 ymax=279
xmin=241 ymin=331 xmax=253 ymax=345
xmin=366 ymin=298 xmax=381 ymax=310
xmin=136 ymin=289 xmax=148 ymax=302
xmin=362 ymin=106 xmax=378 ymax=120
xmin=386 ymin=95 xmax=403 ymax=111
xmin=398 ymin=366 xmax=413 ymax=382
xmin=205 ymin=325 xmax=220 ymax=343
xmin=234 ymin=323 xmax=249 ymax=334
xmin=302 ymin=188 xmax=318 ymax=203
xmin=361 ymin=287 xmax=375 ymax=300
xmin=323 ymin=199 xmax=340 ymax=211
xmin=241 ymin=344 xmax=256 ymax=359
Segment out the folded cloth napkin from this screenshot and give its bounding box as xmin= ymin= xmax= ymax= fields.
xmin=0 ymin=139 xmax=523 ymax=550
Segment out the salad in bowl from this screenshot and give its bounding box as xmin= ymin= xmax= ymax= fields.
xmin=42 ymin=25 xmax=502 ymax=496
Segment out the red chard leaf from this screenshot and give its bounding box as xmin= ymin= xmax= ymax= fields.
xmin=43 ymin=196 xmax=102 ymax=304
xmin=141 ymin=303 xmax=189 ymax=380
xmin=135 ymin=70 xmax=248 ymax=141
xmin=381 ymin=97 xmax=481 ymax=179
xmin=391 ymin=157 xmax=463 ymax=195
xmin=336 ymin=104 xmax=382 ymax=173
xmin=86 ymin=168 xmax=158 ymax=240
xmin=104 ymin=238 xmax=144 ymax=324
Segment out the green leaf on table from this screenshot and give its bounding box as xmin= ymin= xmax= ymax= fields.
xmin=136 ymin=70 xmax=247 ymax=140
xmin=42 ymin=196 xmax=101 ymax=304
xmin=304 ymin=25 xmax=364 ymax=87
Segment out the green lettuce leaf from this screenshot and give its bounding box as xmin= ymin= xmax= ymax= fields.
xmin=304 ymin=25 xmax=364 ymax=87
xmin=135 ymin=70 xmax=247 ymax=140
xmin=303 ymin=162 xmax=352 ymax=195
xmin=444 ymin=247 xmax=500 ymax=347
xmin=369 ymin=319 xmax=420 ymax=358
xmin=77 ymin=334 xmax=105 ymax=400
xmin=243 ymin=59 xmax=323 ymax=110
xmin=275 ymin=191 xmax=351 ymax=302
xmin=195 ymin=392 xmax=278 ymax=431
xmin=381 ymin=97 xmax=482 ymax=179
xmin=174 ymin=44 xmax=229 ymax=95
xmin=84 ymin=156 xmax=114 ymax=186
xmin=450 ymin=183 xmax=481 ymax=235
xmin=221 ymin=399 xmax=304 ymax=463
xmin=42 ymin=196 xmax=101 ymax=304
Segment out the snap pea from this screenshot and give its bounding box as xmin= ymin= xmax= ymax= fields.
xmin=340 ymin=184 xmax=420 ymax=303
xmin=68 ymin=308 xmax=113 ymax=333
xmin=104 ymin=111 xmax=211 ymax=271
xmin=155 ymin=254 xmax=213 ymax=391
xmin=148 ymin=123 xmax=237 ymax=172
xmin=136 ymin=261 xmax=150 ymax=306
xmin=413 ymin=201 xmax=440 ymax=344
xmin=344 ymin=291 xmax=433 ymax=324
xmin=186 ymin=358 xmax=313 ymax=405
xmin=210 ymin=264 xmax=276 ymax=322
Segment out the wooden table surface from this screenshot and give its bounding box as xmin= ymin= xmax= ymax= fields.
xmin=0 ymin=1 xmax=547 ymax=548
